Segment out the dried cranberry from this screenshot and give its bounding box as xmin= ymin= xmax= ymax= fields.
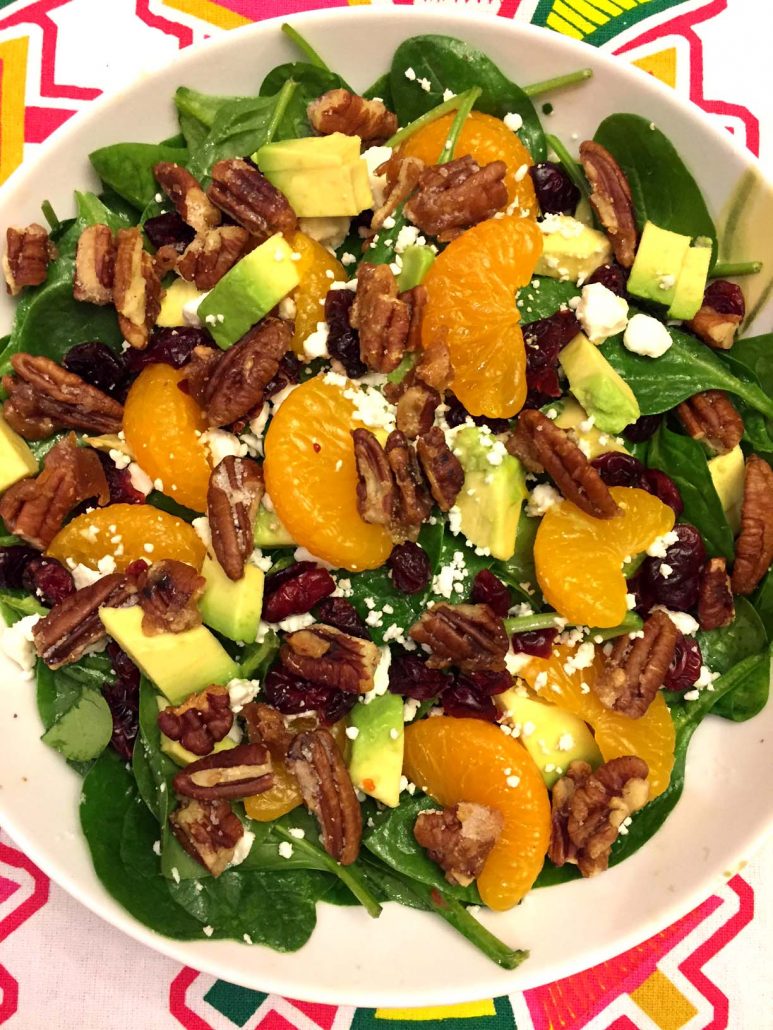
xmin=642 ymin=469 xmax=684 ymax=517
xmin=663 ymin=633 xmax=702 ymax=691
xmin=264 ymin=351 xmax=302 ymax=399
xmin=264 ymin=666 xmax=356 ymax=725
xmin=314 ymin=596 xmax=371 ymax=640
xmin=624 ymin=413 xmax=662 ymax=443
xmin=441 ymin=670 xmax=511 ymax=722
xmin=591 ymin=451 xmax=646 ymax=488
xmin=63 ymin=341 xmax=128 ymax=400
xmin=103 ymin=641 xmax=141 ymax=760
xmin=262 ymin=562 xmax=336 ymax=622
xmin=143 ymin=211 xmax=195 ymax=252
xmin=387 ymin=542 xmax=431 ymax=595
xmin=639 ymin=523 xmax=706 ymax=613
xmin=21 ymin=557 xmax=75 ymax=607
xmin=96 ymin=452 xmax=146 ymax=505
xmin=511 ymin=628 xmax=558 ymax=658
xmin=107 ymin=640 xmax=141 ymax=691
xmin=444 ymin=393 xmax=511 ymax=435
xmin=470 ymin=569 xmax=511 ymax=617
xmin=528 ymin=162 xmax=580 ymax=216
xmin=124 ymin=326 xmax=215 ymax=374
xmin=0 ymin=545 xmax=39 ymax=589
xmin=585 ymin=263 xmax=629 ymax=297
xmin=703 ymin=280 xmax=745 ymax=318
xmin=324 ymin=289 xmax=366 ymax=379
xmin=522 ymin=309 xmax=580 ymax=408
xmin=388 ymin=651 xmax=448 ymax=701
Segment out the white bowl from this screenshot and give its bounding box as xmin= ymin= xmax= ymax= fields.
xmin=0 ymin=6 xmax=770 ymax=1008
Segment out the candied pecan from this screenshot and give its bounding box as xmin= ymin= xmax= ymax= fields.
xmin=548 ymin=756 xmax=649 ymax=876
xmin=286 ymin=728 xmax=362 ymax=865
xmin=0 ymin=433 xmax=108 ymax=548
xmin=698 ymin=557 xmax=735 ymax=630
xmin=182 ymin=344 xmax=222 ymax=409
xmin=177 ymin=226 xmax=252 ymax=290
xmin=402 ymin=284 xmax=427 ymax=353
xmin=350 ymin=263 xmax=411 ymax=374
xmin=153 ymin=243 xmax=182 ymax=278
xmin=173 ymin=742 xmax=273 ymax=801
xmin=203 ymin=317 xmax=290 ymax=426
xmin=414 ymin=802 xmax=503 ymax=887
xmin=507 ymin=409 xmax=618 ymax=519
xmin=158 ymin=686 xmax=234 ymax=757
xmin=139 ymin=559 xmax=205 ymax=635
xmin=113 ymin=228 xmax=162 ymax=349
xmin=169 ymin=797 xmax=244 ymax=877
xmin=416 ymin=426 xmax=464 ymax=511
xmin=207 ymin=456 xmax=264 ymax=580
xmin=32 ymin=569 xmax=143 ymax=668
xmin=3 ymin=353 xmax=123 ymax=440
xmin=731 ymin=455 xmax=773 ymax=595
xmin=308 ymin=88 xmax=397 ymax=144
xmin=395 ymin=380 xmax=440 ymax=440
xmin=386 ymin=429 xmax=433 ymax=541
xmin=687 ymin=282 xmax=744 ymax=350
xmin=594 ymin=610 xmax=679 ymax=718
xmin=404 ymin=156 xmax=507 ymax=243
xmin=579 ymin=141 xmax=638 ymax=268
xmin=371 ymin=154 xmax=425 ymax=233
xmin=409 ymin=603 xmax=509 ymax=672
xmin=207 ymin=159 xmax=297 ymax=240
xmin=73 ymin=224 xmax=115 ymax=304
xmin=281 ymin=624 xmax=380 ymax=694
xmin=352 ymin=427 xmax=394 ymax=526
xmin=676 ymin=390 xmax=744 ymax=454
xmin=153 ymin=161 xmax=221 ymax=234
xmin=4 ymin=224 xmax=54 ymax=295
xmin=415 ymin=332 xmax=452 ymax=392
xmin=243 ymin=701 xmax=294 ymax=759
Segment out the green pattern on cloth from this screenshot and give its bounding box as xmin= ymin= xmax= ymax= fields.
xmin=533 ymin=0 xmax=691 ymax=45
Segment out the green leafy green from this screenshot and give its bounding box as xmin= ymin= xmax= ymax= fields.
xmin=41 ymin=688 xmax=113 ymax=763
xmin=174 ymin=86 xmax=246 ymax=149
xmin=259 ymin=63 xmax=345 ymax=140
xmin=0 ymin=589 xmax=46 ymax=625
xmin=517 ymin=276 xmax=580 ymax=322
xmin=363 ymin=73 xmax=394 ymax=109
xmin=697 ymin=597 xmax=767 ymax=675
xmin=89 ymin=143 xmax=188 ymax=211
xmin=753 ymin=571 xmax=773 ymax=639
xmin=491 ymin=511 xmax=541 ymax=603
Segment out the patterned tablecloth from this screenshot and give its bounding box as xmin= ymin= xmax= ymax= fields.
xmin=0 ymin=1 xmax=770 ymax=1027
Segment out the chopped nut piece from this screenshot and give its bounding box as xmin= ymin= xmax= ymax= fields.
xmin=548 ymin=756 xmax=649 ymax=877
xmin=243 ymin=701 xmax=294 ymax=759
xmin=177 ymin=226 xmax=252 ymax=290
xmin=579 ymin=141 xmax=638 ymax=268
xmin=308 ymin=89 xmax=397 ymax=144
xmin=405 ymin=156 xmax=507 ymax=242
xmin=207 ymin=456 xmax=264 ymax=580
xmin=352 ymin=427 xmax=394 ymax=527
xmin=173 ymin=742 xmax=273 ymax=801
xmin=207 ymin=158 xmax=297 ymax=240
xmin=4 ymin=224 xmax=54 ymax=295
xmin=386 ymin=429 xmax=433 ymax=542
xmin=286 ymin=728 xmax=362 ymax=865
xmin=594 ymin=610 xmax=679 ymax=718
xmin=402 ymin=284 xmax=427 ymax=353
xmin=158 ymin=686 xmax=234 ymax=757
xmin=182 ymin=344 xmax=222 ymax=410
xmin=153 ymin=161 xmax=221 ymax=234
xmin=113 ymin=227 xmax=163 ymax=349
xmin=409 ymin=603 xmax=509 ymax=672
xmin=687 ymin=281 xmax=745 ymax=350
xmin=202 ymin=317 xmax=290 ymax=426
xmin=281 ymin=624 xmax=380 ymax=694
xmin=731 ymin=455 xmax=773 ymax=595
xmin=73 ymin=224 xmax=115 ymax=304
xmin=395 ymin=380 xmax=440 ymax=440
xmin=414 ymin=802 xmax=503 ymax=887
xmin=169 ymin=797 xmax=244 ymax=877
xmin=139 ymin=559 xmax=205 ymax=635
xmin=415 ymin=332 xmax=453 ymax=392
xmin=416 ymin=425 xmax=464 ymax=511
xmin=507 ymin=409 xmax=618 ymax=519
xmin=351 ymin=263 xmax=411 ymax=374
xmin=698 ymin=557 xmax=735 ymax=631
xmin=676 ymin=390 xmax=744 ymax=454
xmin=370 ymin=155 xmax=425 ymax=233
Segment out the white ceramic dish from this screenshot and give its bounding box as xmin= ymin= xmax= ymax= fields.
xmin=0 ymin=6 xmax=771 ymax=1008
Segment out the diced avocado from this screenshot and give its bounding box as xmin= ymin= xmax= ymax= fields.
xmin=156 ymin=278 xmax=205 ymax=328
xmin=99 ymin=604 xmax=238 ymax=705
xmin=559 ymin=332 xmax=640 ymax=434
xmin=709 ymin=445 xmax=745 ymax=535
xmin=535 ymin=215 xmax=612 ymax=284
xmin=628 ymin=221 xmax=691 ymax=307
xmin=397 ymin=245 xmax=435 ymax=292
xmin=257 ymin=132 xmax=361 ymax=172
xmin=155 ymin=696 xmax=237 ymax=766
xmin=196 ymin=233 xmax=300 ymax=349
xmin=0 ymin=412 xmax=38 ymax=493
xmin=253 ymin=503 xmax=295 ymax=547
xmin=667 ymin=239 xmax=712 ymax=320
xmin=348 ymin=693 xmax=404 ymax=808
xmin=451 ymin=426 xmax=527 ymax=561
xmin=495 ymin=689 xmax=602 ymax=788
xmin=199 ymin=553 xmax=264 ymax=643
xmin=549 ymin=397 xmax=629 ymax=460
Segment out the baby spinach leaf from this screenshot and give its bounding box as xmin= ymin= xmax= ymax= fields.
xmin=138 ymin=677 xmax=177 ymax=825
xmin=647 ymin=423 xmax=734 ymax=559
xmin=363 ymin=72 xmax=394 ymax=110
xmin=41 ymin=687 xmax=113 ymax=763
xmin=725 ymin=333 xmax=773 ymax=391
xmin=491 ymin=510 xmax=541 ymax=604
xmin=174 ymin=85 xmax=246 ymax=151
xmin=131 ymin=736 xmax=161 ymax=822
xmin=753 ymin=570 xmax=773 ymax=639
xmin=711 ymin=644 xmax=771 ymax=722
xmin=697 ymin=597 xmax=767 ymax=675
xmin=89 ymin=143 xmax=189 ymax=211
xmin=518 ymin=277 xmax=580 ymax=323
xmin=259 ymin=62 xmax=345 ymax=140
xmin=0 ymin=589 xmax=46 ymax=625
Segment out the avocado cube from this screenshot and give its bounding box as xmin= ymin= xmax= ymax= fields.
xmin=559 ymin=332 xmax=640 ymax=434
xmin=709 ymin=445 xmax=745 ymax=535
xmin=253 ymin=503 xmax=295 ymax=548
xmin=199 ymin=553 xmax=265 ymax=643
xmin=156 ymin=278 xmax=205 ymax=328
xmin=550 ymin=397 xmax=629 ymax=459
xmin=397 ymin=245 xmax=435 ymax=292
xmin=0 ymin=413 xmax=38 ymax=493
xmin=667 ymin=241 xmax=712 ymax=321
xmin=348 ymin=693 xmax=404 ymax=808
xmin=628 ymin=221 xmax=691 ymax=307
xmin=256 ymin=132 xmax=361 ymax=172
xmin=535 ymin=215 xmax=612 ymax=284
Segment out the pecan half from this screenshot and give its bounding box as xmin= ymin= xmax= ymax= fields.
xmin=409 ymin=603 xmax=509 ymax=672
xmin=594 ymin=610 xmax=679 ymax=718
xmin=676 ymin=390 xmax=744 ymax=454
xmin=548 ymin=756 xmax=649 ymax=877
xmin=0 ymin=433 xmax=108 ymax=548
xmin=3 ymin=353 xmax=123 ymax=440
xmin=286 ymin=728 xmax=362 ymax=865
xmin=243 ymin=701 xmax=294 ymax=759
xmin=698 ymin=557 xmax=735 ymax=631
xmin=402 ymin=284 xmax=427 ymax=353
xmin=158 ymin=686 xmax=234 ymax=757
xmin=207 ymin=456 xmax=264 ymax=580
xmin=416 ymin=426 xmax=464 ymax=511
xmin=731 ymin=455 xmax=773 ymax=595
xmin=508 ymin=409 xmax=618 ymax=519
xmin=202 ymin=317 xmax=290 ymax=426
xmin=113 ymin=227 xmax=163 ymax=349
xmin=352 ymin=427 xmax=394 ymax=526
xmin=579 ymin=141 xmax=638 ymax=268
xmin=415 ymin=332 xmax=452 ymax=393
xmin=414 ymin=802 xmax=503 ymax=887
xmin=169 ymin=797 xmax=244 ymax=877
xmin=4 ymin=224 xmax=54 ymax=295
xmin=350 ymin=263 xmax=411 ymax=374
xmin=207 ymin=159 xmax=297 ymax=240
xmin=405 ymin=156 xmax=507 ymax=243
xmin=153 ymin=161 xmax=221 ymax=234
xmin=73 ymin=224 xmax=115 ymax=304
xmin=182 ymin=344 xmax=222 ymax=410
xmin=139 ymin=559 xmax=205 ymax=635
xmin=177 ymin=226 xmax=252 ymax=291
xmin=281 ymin=624 xmax=381 ymax=694
xmin=687 ymin=281 xmax=745 ymax=350
xmin=173 ymin=742 xmax=273 ymax=801
xmin=371 ymin=155 xmax=425 ymax=234
xmin=386 ymin=429 xmax=433 ymax=541
xmin=308 ymin=89 xmax=397 ymax=145
xmin=395 ymin=380 xmax=440 ymax=440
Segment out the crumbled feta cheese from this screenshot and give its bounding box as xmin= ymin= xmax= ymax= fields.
xmin=192 ymin=516 xmax=212 ymax=552
xmin=503 ymin=112 xmax=523 ymax=132
xmin=506 ymin=774 xmax=521 ymax=788
xmin=504 ymin=650 xmax=531 ymax=675
xmin=361 ymin=145 xmax=393 ymax=209
xmin=227 ymin=678 xmax=260 ymax=714
xmin=417 ymin=76 xmax=432 ymax=93
xmin=108 ymin=448 xmax=130 ymax=470
xmin=288 ymin=827 xmax=306 ymax=840
xmin=363 ymin=646 xmax=392 ymax=704
xmin=182 ymin=290 xmax=209 ymax=327
xmin=127 ymin=462 xmax=153 ymax=496
xmin=341 ymin=252 xmax=357 ymax=267
xmin=563 ymin=641 xmax=595 ymax=674
xmin=201 ymin=428 xmax=247 ymax=466
xmin=431 ymin=550 xmax=467 ymax=599
xmin=345 ymin=726 xmax=360 ymax=740
xmin=298 ymin=216 xmax=350 ymax=250
xmin=526 ymin=483 xmax=562 ymax=517
xmin=276 ymin=612 xmax=316 ymax=633
xmin=538 ymin=213 xmax=585 ymax=238
xmin=69 ymin=562 xmax=101 ymax=590
xmin=447 ymin=504 xmax=463 ymax=536
xmin=575 ymin=282 xmax=629 ymax=344
xmin=249 ymin=548 xmax=273 ymax=573
xmin=342 ymin=384 xmax=396 ymax=433
xmin=442 ymin=88 xmax=456 ymax=102
xmin=152 ymin=840 xmax=161 ymax=856
xmin=625 ymin=592 xmax=637 ymax=610
xmin=660 ymin=562 xmax=673 ymax=579
xmin=646 ymin=529 xmax=679 ymax=558
xmin=171 ymin=867 xmax=181 ymax=884
xmin=0 ymin=614 xmax=41 ymax=679
xmin=293 ymin=545 xmax=335 ymax=570
xmin=278 ymin=841 xmax=294 ymax=860
xmin=404 ymin=67 xmax=417 ymax=81
xmin=229 ymin=828 xmax=255 ymax=868
xmin=654 ymin=607 xmax=700 ymax=636
xmin=623 ymin=313 xmax=673 ymax=358
xmin=514 ymin=163 xmax=529 ymax=182
xmin=403 ymin=697 xmax=421 ymax=723
xmin=557 ymin=733 xmax=575 ymax=752
xmin=202 ymin=925 xmax=214 ymax=937
xmin=278 ymin=295 xmax=297 ymax=321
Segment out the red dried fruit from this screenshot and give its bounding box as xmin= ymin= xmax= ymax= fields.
xmin=522 ymin=309 xmax=580 ymax=408
xmin=124 ymin=326 xmax=215 ymax=375
xmin=441 ymin=669 xmax=512 ymax=721
xmin=703 ymin=280 xmax=745 ymax=318
xmin=314 ymin=596 xmax=371 ymax=640
xmin=325 ymin=289 xmax=366 ymax=379
xmin=21 ymin=556 xmax=75 ymax=607
xmin=528 ymin=163 xmax=580 ymax=216
xmin=642 ymin=469 xmax=684 ymax=517
xmin=470 ymin=569 xmax=512 ymax=617
xmin=96 ymin=452 xmax=146 ymax=505
xmin=638 ymin=523 xmax=707 ymax=613
xmin=63 ymin=342 xmax=128 ymax=401
xmin=144 ymin=211 xmax=195 ymax=252
xmin=262 ymin=562 xmax=336 ymax=622
xmin=0 ymin=545 xmax=39 ymax=588
xmin=585 ymin=263 xmax=629 ymax=297
xmin=387 ymin=541 xmax=432 ymax=595
xmin=263 ymin=666 xmax=356 ymax=725
xmin=388 ymin=651 xmax=448 ymax=701
xmin=591 ymin=452 xmax=646 ymax=489
xmin=663 ymin=632 xmax=702 ymax=692
xmin=510 ymin=628 xmax=558 ymax=658
xmin=264 ymin=350 xmax=302 ymax=400
xmin=623 ymin=413 xmax=662 ymax=443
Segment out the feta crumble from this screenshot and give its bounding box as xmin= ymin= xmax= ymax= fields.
xmin=575 ymin=282 xmax=629 ymax=344
xmin=278 ymin=841 xmax=294 ymax=860
xmin=227 ymin=678 xmax=260 ymax=714
xmin=623 ymin=313 xmax=673 ymax=358
xmin=0 ymin=614 xmax=41 ymax=679
xmin=526 ymin=483 xmax=562 ymax=517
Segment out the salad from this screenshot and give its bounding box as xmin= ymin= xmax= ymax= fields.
xmin=0 ymin=24 xmax=770 ymax=970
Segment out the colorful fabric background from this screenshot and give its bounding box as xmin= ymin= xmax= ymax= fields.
xmin=0 ymin=1 xmax=769 ymax=1027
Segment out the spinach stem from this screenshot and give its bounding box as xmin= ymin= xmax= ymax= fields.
xmin=546 ymin=132 xmax=590 ymax=202
xmin=504 ymin=611 xmax=642 ymax=638
xmin=385 ymin=92 xmax=468 ymax=150
xmin=438 ymin=87 xmax=481 ymax=164
xmin=524 ymin=68 xmax=592 ymax=98
xmin=710 ymin=260 xmax=762 ymax=278
xmin=265 ymin=79 xmax=298 ymax=145
xmin=281 ymin=23 xmax=332 ymax=72
xmin=426 ymin=890 xmax=529 ymax=971
xmin=41 ymin=199 xmax=60 ymax=233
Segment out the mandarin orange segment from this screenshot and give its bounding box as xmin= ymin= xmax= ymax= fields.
xmin=123 ymin=364 xmax=211 ymax=512
xmin=397 ymin=111 xmax=538 ymax=212
xmin=534 ymin=486 xmax=675 ymax=628
xmin=47 ymin=503 xmax=205 ymax=571
xmin=287 ymin=231 xmax=345 ymax=357
xmin=403 ymin=717 xmax=551 ymax=910
xmin=263 ymin=375 xmax=393 ymax=572
xmin=421 ymin=215 xmax=542 ymax=418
